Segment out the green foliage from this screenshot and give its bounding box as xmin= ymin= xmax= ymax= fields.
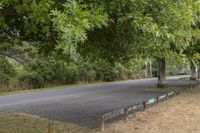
xmin=18 ymin=58 xmax=65 ymax=88
xmin=0 ymin=56 xmax=16 ymax=84
xmin=19 ymin=72 xmax=45 ymax=88
xmin=0 ymin=0 xmax=108 ymax=54
xmin=15 ymin=57 xmax=145 ymax=89
xmin=76 ymin=0 xmax=200 ymax=64
xmin=65 ymin=65 xmax=79 ymax=84
xmin=51 ymin=0 xmax=108 ymax=52
xmin=100 ymin=68 xmax=118 ymax=82
xmin=1 ymin=0 xmax=200 ymax=91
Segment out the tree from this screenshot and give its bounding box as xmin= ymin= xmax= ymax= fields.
xmin=79 ymin=0 xmax=200 ymax=87
xmin=0 ymin=0 xmax=108 ymax=55
xmin=1 ymin=0 xmax=200 ymax=89
xmin=145 ymin=0 xmax=199 ymax=87
xmin=183 ymin=1 xmax=200 ymax=80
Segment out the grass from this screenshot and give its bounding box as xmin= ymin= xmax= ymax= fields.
xmin=0 ymin=75 xmax=188 ymax=96
xmin=0 ymin=81 xmax=111 ymax=96
xmin=0 ymin=113 xmax=92 ymax=133
xmin=103 ymin=87 xmax=200 ymax=133
xmin=140 ymin=87 xmax=178 ymax=93
xmin=0 ymin=78 xmax=146 ymax=96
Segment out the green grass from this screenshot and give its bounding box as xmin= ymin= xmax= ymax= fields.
xmin=0 ymin=79 xmax=137 ymax=96
xmin=0 ymin=81 xmax=108 ymax=96
xmin=140 ymin=87 xmax=177 ymax=93
xmin=0 ymin=76 xmax=189 ymax=96
xmin=0 ymin=114 xmax=92 ymax=133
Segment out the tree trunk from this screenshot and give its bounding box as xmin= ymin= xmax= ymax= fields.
xmin=190 ymin=62 xmax=197 ymax=80
xmin=157 ymin=57 xmax=166 ymax=88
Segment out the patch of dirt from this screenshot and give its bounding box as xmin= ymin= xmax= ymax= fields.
xmin=103 ymin=92 xmax=200 ymax=133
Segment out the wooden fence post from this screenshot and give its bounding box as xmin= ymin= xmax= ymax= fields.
xmin=143 ymin=102 xmax=146 ymax=111
xmin=156 ymin=97 xmax=159 ymax=104
xmin=48 ymin=122 xmax=53 ymax=133
xmin=124 ymin=108 xmax=128 ymax=121
xmin=99 ymin=115 xmax=105 ymax=131
xmin=166 ymin=93 xmax=168 ymax=100
xmin=190 ymin=82 xmax=192 ymax=90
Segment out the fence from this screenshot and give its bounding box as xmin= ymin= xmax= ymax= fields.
xmin=98 ymin=81 xmax=200 ymax=131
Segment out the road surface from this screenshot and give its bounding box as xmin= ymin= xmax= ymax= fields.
xmin=0 ymin=76 xmax=196 ymax=128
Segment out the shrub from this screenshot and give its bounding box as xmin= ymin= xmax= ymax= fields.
xmin=23 ymin=58 xmax=67 ymax=87
xmin=103 ymin=68 xmax=118 ymax=81
xmin=95 ymin=66 xmax=106 ymax=81
xmin=85 ymin=70 xmax=96 ymax=82
xmin=51 ymin=62 xmax=66 ymax=84
xmin=65 ymin=66 xmax=79 ymax=84
xmin=0 ymin=57 xmax=16 ymax=84
xmin=18 ymin=72 xmax=45 ymax=88
xmin=29 ymin=59 xmax=56 ymax=83
xmin=78 ymin=69 xmax=96 ymax=83
xmin=0 ymin=74 xmax=11 ymax=85
xmin=126 ymin=69 xmax=134 ymax=79
xmin=114 ymin=64 xmax=128 ymax=80
xmin=78 ymin=62 xmax=96 ymax=82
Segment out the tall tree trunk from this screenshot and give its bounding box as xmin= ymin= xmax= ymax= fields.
xmin=198 ymin=68 xmax=200 ymax=79
xmin=190 ymin=61 xmax=197 ymax=80
xmin=157 ymin=57 xmax=166 ymax=88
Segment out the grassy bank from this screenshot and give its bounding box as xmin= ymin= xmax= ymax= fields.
xmin=0 ymin=114 xmax=91 ymax=133
xmin=0 ymin=81 xmax=112 ymax=96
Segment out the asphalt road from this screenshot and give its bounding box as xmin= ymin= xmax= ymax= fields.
xmin=0 ymin=76 xmax=196 ymax=128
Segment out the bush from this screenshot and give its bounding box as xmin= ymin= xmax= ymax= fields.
xmin=114 ymin=64 xmax=128 ymax=80
xmin=0 ymin=57 xmax=16 ymax=84
xmin=18 ymin=72 xmax=45 ymax=88
xmin=79 ymin=69 xmax=96 ymax=82
xmin=29 ymin=59 xmax=56 ymax=83
xmin=65 ymin=66 xmax=79 ymax=84
xmin=103 ymin=68 xmax=118 ymax=81
xmin=23 ymin=58 xmax=68 ymax=87
xmin=95 ymin=66 xmax=118 ymax=82
xmin=95 ymin=66 xmax=106 ymax=81
xmin=126 ymin=69 xmax=134 ymax=79
xmin=85 ymin=70 xmax=96 ymax=82
xmin=0 ymin=74 xmax=11 ymax=85
xmin=16 ymin=58 xmax=145 ymax=90
xmin=52 ymin=62 xmax=66 ymax=84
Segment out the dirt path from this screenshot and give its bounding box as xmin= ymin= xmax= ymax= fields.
xmin=103 ymin=91 xmax=200 ymax=133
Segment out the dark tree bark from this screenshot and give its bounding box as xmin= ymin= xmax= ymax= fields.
xmin=157 ymin=57 xmax=166 ymax=88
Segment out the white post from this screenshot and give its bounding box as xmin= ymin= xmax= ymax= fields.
xmin=150 ymin=60 xmax=152 ymax=78
xmin=145 ymin=61 xmax=148 ymax=78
